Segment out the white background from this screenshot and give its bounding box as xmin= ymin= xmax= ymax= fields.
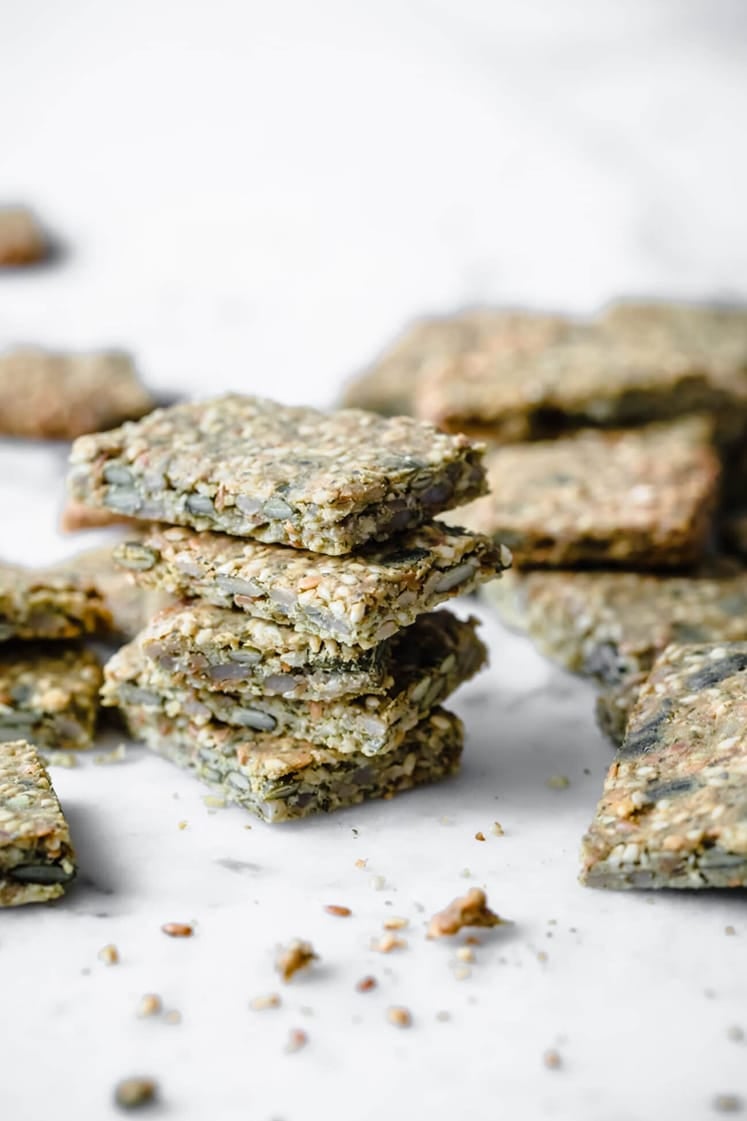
xmin=1 ymin=2 xmax=746 ymax=1119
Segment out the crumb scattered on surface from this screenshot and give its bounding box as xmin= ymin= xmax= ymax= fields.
xmin=324 ymin=904 xmax=351 ymax=917
xmin=276 ymin=939 xmax=317 ymax=982
xmin=453 ymin=964 xmax=471 ymax=980
xmin=474 ymin=831 xmax=486 ymax=841
xmin=436 ymin=1010 xmax=451 ymax=1022
xmin=370 ymin=875 xmax=386 ymax=890
xmin=460 ymin=868 xmax=472 ymax=878
xmin=372 ymin=933 xmax=407 ymax=953
xmin=42 ymin=751 xmax=79 ymax=769
xmin=177 ymin=820 xmax=188 ymax=830
xmin=543 ymin=1049 xmax=562 ymax=1070
xmin=427 ymin=888 xmax=506 ymax=939
xmin=383 ymin=916 xmax=408 ymax=930
xmin=114 ymin=1077 xmax=157 ymax=1110
xmin=725 ymin=926 xmax=737 ymax=936
xmin=537 ymin=951 xmax=549 ymax=963
xmin=727 ymin=1025 xmax=744 ymax=1042
xmin=355 ymin=858 xmax=367 ymax=869
xmin=161 ymin=922 xmax=193 ymax=938
xmin=94 ymin=744 xmax=128 ymax=766
xmin=285 ymin=1028 xmax=308 ymax=1054
xmin=713 ymin=1094 xmax=743 ymax=1114
xmin=202 ymin=794 xmax=225 ymax=809
xmin=456 ymin=946 xmax=475 ymax=963
xmin=491 ymin=821 xmax=504 ymax=836
xmin=164 ymin=1010 xmax=182 ymax=1025
xmin=250 ymin=992 xmax=282 ymax=1011
xmin=98 ymin=944 xmax=119 ymax=965
xmin=136 ymin=994 xmax=162 ymax=1018
xmin=547 ymin=774 xmax=570 ymax=789
xmin=387 ymin=1006 xmax=412 ymax=1029
xmin=356 ymin=976 xmax=377 ymax=993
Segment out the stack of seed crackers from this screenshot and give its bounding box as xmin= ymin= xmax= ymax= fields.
xmin=347 ymin=300 xmax=747 ymax=889
xmin=66 ymin=394 xmax=509 ymax=823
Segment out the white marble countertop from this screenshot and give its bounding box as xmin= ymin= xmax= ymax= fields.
xmin=1 ymin=3 xmax=746 ymax=1119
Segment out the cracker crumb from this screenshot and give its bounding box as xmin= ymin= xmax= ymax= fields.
xmin=713 ymin=1093 xmax=743 ymax=1114
xmin=42 ymin=751 xmax=79 ymax=769
xmin=383 ymin=916 xmax=408 ymax=930
xmin=456 ymin=946 xmax=475 ymax=963
xmin=356 ymin=976 xmax=377 ymax=993
xmin=114 ymin=1077 xmax=157 ymax=1110
xmin=98 ymin=944 xmax=119 ymax=966
xmin=95 ymin=744 xmax=128 ymax=766
xmin=136 ymin=994 xmax=162 ymax=1018
xmin=355 ymin=858 xmax=368 ymax=869
xmin=177 ymin=820 xmax=188 ymax=830
xmin=324 ymin=904 xmax=352 ymax=917
xmin=250 ymin=992 xmax=282 ymax=1011
xmin=464 ymin=935 xmax=481 ymax=946
xmin=537 ymin=951 xmax=549 ymax=963
xmin=547 ymin=774 xmax=570 ymax=790
xmin=387 ymin=1006 xmax=412 ymax=1029
xmin=276 ymin=939 xmax=318 ymax=982
xmin=727 ymin=1025 xmax=744 ymax=1042
xmin=427 ymin=888 xmax=506 ymax=939
xmin=370 ymin=874 xmax=386 ymax=890
xmin=725 ymin=926 xmax=737 ymax=936
xmin=372 ymin=933 xmax=407 ymax=953
xmin=203 ymin=794 xmax=226 ymax=809
xmin=436 ymin=1010 xmax=451 ymax=1022
xmin=453 ymin=964 xmax=471 ymax=980
xmin=161 ymin=922 xmax=193 ymax=938
xmin=491 ymin=821 xmax=504 ymax=836
xmin=285 ymin=1028 xmax=308 ymax=1054
xmin=543 ymin=1049 xmax=562 ymax=1070
xmin=460 ymin=868 xmax=472 ymax=878
xmin=163 ymin=1010 xmax=182 ymax=1025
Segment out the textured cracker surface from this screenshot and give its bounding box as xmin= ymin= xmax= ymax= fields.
xmin=454 ymin=418 xmax=719 ymax=568
xmin=0 ymin=349 xmax=154 ymax=438
xmin=0 ymin=560 xmax=111 ymax=642
xmin=114 ymin=521 xmax=509 ymax=648
xmin=0 ymin=207 xmax=45 ymax=265
xmin=0 ymin=645 xmax=102 ymax=750
xmin=0 ymin=740 xmax=76 ymax=905
xmin=68 ymin=394 xmax=487 ymax=554
xmin=416 ymin=300 xmax=747 ymax=439
xmin=482 ymin=562 xmax=747 ymax=742
xmin=117 ymin=704 xmax=463 ymax=823
xmin=103 ymin=610 xmax=485 ymax=755
xmin=581 ymin=642 xmax=747 ymax=889
xmin=342 ymin=309 xmax=570 ymax=417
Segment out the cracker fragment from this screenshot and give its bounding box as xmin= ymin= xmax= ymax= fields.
xmin=427 ymin=888 xmax=505 ymax=938
xmin=0 ymin=348 xmax=154 ymax=439
xmin=0 ymin=560 xmax=110 ymax=643
xmin=276 ymin=939 xmax=317 ymax=982
xmin=0 ymin=207 xmax=46 ymax=265
xmin=454 ymin=418 xmax=719 ymax=568
xmin=0 ymin=740 xmax=76 ymax=906
xmin=580 ymin=642 xmax=747 ymax=889
xmin=68 ymin=394 xmax=487 ymax=554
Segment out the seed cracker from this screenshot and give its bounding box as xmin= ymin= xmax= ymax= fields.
xmin=0 ymin=645 xmax=102 ymax=750
xmin=116 ymin=705 xmax=463 ymax=823
xmin=454 ymin=417 xmax=719 ymax=568
xmin=68 ymin=394 xmax=487 ymax=555
xmin=113 ymin=521 xmax=509 ymax=649
xmin=0 ymin=740 xmax=76 ymax=905
xmin=0 ymin=348 xmax=155 ymax=439
xmin=580 ymin=642 xmax=747 ymax=889
xmin=102 ymin=610 xmax=485 ymax=755
xmin=0 ymin=560 xmax=111 ymax=643
xmin=342 ymin=309 xmax=570 ymax=417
